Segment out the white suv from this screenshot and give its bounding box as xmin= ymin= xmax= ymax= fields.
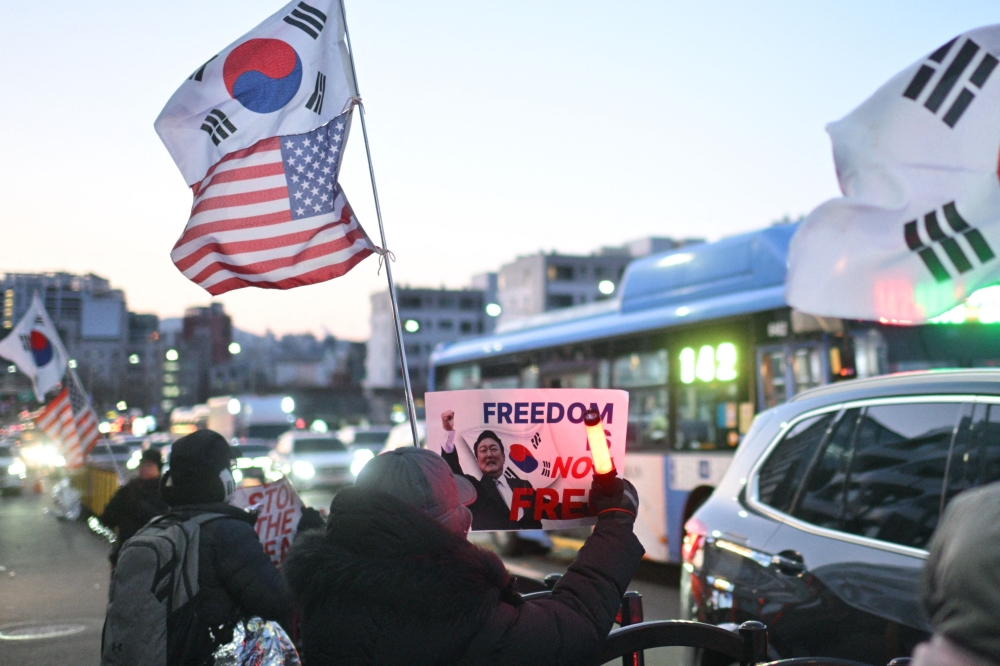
xmin=272 ymin=432 xmax=354 ymax=490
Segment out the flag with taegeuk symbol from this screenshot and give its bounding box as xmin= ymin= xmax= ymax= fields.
xmin=0 ymin=293 xmax=69 ymax=402
xmin=155 ymin=0 xmax=376 ymax=295
xmin=787 ymin=25 xmax=1000 ymax=323
xmin=35 ymin=373 xmax=100 ymax=469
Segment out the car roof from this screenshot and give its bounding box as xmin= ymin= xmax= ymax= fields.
xmin=792 ymin=369 xmax=1000 ymax=406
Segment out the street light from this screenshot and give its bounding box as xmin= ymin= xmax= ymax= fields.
xmin=598 ymin=280 xmax=615 ymax=295
xmin=165 ymin=349 xmax=179 ymax=361
xmin=404 ymin=319 xmax=420 ymax=333
xmin=281 ymin=396 xmax=295 ymax=414
xmin=229 ymin=342 xmax=241 ymax=354
xmin=128 ymin=354 xmax=140 ymax=364
xmin=227 ymin=398 xmax=241 ymax=415
xmin=116 ymin=401 xmax=128 ymax=411
xmin=485 ymin=303 xmax=502 ymax=317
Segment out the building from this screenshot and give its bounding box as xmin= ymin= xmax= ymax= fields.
xmin=471 ymin=272 xmax=500 ymax=334
xmin=495 ymin=237 xmax=703 ymax=326
xmin=0 ymin=272 xmax=160 ymax=412
xmin=161 ymin=303 xmax=235 ymax=409
xmin=366 ymin=287 xmax=486 ymax=420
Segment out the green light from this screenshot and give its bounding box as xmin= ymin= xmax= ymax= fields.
xmin=680 ymin=342 xmax=738 ymax=383
xmin=716 ymin=343 xmax=738 ymax=381
xmin=929 ymin=285 xmax=1000 ymax=324
xmin=680 ymin=348 xmax=696 ymax=384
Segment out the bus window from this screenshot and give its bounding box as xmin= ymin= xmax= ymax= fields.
xmin=612 ymin=350 xmax=669 ymax=450
xmin=446 ymin=364 xmax=480 ymax=390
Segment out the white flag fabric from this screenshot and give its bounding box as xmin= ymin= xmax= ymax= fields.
xmin=787 ymin=25 xmax=1000 ymax=323
xmin=0 ymin=293 xmax=69 ymax=402
xmin=155 ymin=0 xmax=356 ymax=186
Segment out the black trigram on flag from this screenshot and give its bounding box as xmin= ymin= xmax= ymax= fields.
xmin=541 ymin=461 xmax=552 ymax=478
xmin=284 ymin=1 xmax=327 ymax=39
xmin=902 ymin=37 xmax=998 ymax=128
xmin=905 ymin=201 xmax=996 ymax=282
xmin=504 ymin=467 xmax=523 ymax=483
xmin=188 ymin=55 xmax=217 ymax=82
xmin=200 ymin=110 xmax=237 ymax=146
xmin=306 ymin=72 xmax=327 ymax=114
xmin=530 ymin=432 xmax=541 ymax=449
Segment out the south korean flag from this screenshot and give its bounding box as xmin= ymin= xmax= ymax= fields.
xmin=787 ymin=25 xmax=1000 ymax=323
xmin=155 ymin=0 xmax=356 ymax=186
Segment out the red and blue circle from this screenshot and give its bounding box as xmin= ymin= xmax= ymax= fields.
xmin=509 ymin=444 xmax=539 ymax=474
xmin=30 ymin=330 xmax=53 ymax=367
xmin=223 ymin=38 xmax=302 ymax=114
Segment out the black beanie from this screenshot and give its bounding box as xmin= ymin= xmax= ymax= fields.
xmin=160 ymin=430 xmax=232 ymax=506
xmin=140 ymin=449 xmax=163 ymax=470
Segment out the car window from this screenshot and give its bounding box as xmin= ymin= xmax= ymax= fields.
xmin=792 ymin=408 xmax=861 ymax=531
xmin=839 ymin=403 xmax=960 ymax=549
xmin=293 ymin=438 xmax=345 ymax=453
xmin=757 ymin=412 xmax=836 ymax=513
xmin=944 ymin=402 xmax=1000 ymax=506
xmin=94 ymin=444 xmax=131 ymax=455
xmin=0 ymin=446 xmax=11 ymax=458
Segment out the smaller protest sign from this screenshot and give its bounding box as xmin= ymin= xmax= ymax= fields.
xmin=231 ymin=478 xmax=303 ymax=567
xmin=425 ymin=388 xmax=629 ymax=531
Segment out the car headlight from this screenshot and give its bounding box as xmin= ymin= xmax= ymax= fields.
xmin=126 ymin=451 xmax=141 ymax=470
xmin=236 ymin=457 xmax=253 ymax=469
xmin=253 ymin=457 xmax=272 ymax=469
xmin=232 ymin=469 xmax=244 ymax=483
xmin=350 ymin=449 xmax=375 ymax=477
xmin=292 ymin=460 xmax=315 ymax=479
xmin=54 ymin=455 xmax=66 ymax=467
xmin=8 ymin=460 xmax=26 ymax=477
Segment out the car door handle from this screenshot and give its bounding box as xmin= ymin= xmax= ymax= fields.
xmin=771 ymin=550 xmax=806 ymax=575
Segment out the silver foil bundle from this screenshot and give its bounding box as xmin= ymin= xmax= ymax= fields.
xmin=213 ymin=617 xmax=300 ymax=666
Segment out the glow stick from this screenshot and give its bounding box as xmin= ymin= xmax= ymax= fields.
xmin=583 ymin=409 xmax=614 ymax=475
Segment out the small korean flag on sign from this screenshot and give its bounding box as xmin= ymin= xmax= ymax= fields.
xmin=459 ymin=426 xmax=560 ymax=490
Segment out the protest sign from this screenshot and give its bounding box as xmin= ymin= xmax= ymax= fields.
xmin=425 ymin=388 xmax=629 ymax=531
xmin=231 ymin=477 xmax=303 ymax=566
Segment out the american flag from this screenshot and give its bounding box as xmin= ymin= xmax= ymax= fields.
xmin=35 ymin=374 xmax=100 ymax=469
xmin=171 ymin=109 xmax=376 ymax=295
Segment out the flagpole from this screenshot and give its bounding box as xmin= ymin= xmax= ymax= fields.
xmin=69 ymin=367 xmax=124 ymax=483
xmin=338 ymin=0 xmax=422 ymax=448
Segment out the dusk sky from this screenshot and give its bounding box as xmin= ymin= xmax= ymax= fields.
xmin=2 ymin=1 xmax=997 ymax=340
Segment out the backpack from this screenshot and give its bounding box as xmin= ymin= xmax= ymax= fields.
xmin=101 ymin=512 xmax=227 ymax=666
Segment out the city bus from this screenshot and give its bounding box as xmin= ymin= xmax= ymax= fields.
xmin=428 ymin=223 xmax=1000 ymax=563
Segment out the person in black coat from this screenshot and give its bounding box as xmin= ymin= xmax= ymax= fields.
xmin=438 ymin=409 xmax=542 ymax=530
xmin=284 ymin=447 xmax=644 ymax=666
xmin=158 ymin=430 xmax=293 ymax=663
xmin=99 ymin=449 xmax=168 ymax=568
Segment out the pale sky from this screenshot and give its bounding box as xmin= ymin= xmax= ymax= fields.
xmin=1 ymin=2 xmax=997 ymax=340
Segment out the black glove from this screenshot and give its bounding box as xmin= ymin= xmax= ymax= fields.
xmin=296 ymin=506 xmax=326 ymax=534
xmin=589 ymin=475 xmax=639 ymax=525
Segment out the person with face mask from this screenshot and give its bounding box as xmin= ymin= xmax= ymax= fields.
xmin=99 ymin=448 xmax=168 ymax=569
xmin=284 ymin=447 xmax=644 ymax=666
xmin=103 ymin=429 xmax=293 ymax=666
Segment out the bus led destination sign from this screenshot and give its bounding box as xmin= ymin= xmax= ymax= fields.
xmin=679 ymin=342 xmax=737 ymax=384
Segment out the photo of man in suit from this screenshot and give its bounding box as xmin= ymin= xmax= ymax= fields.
xmin=438 ymin=410 xmax=541 ymax=530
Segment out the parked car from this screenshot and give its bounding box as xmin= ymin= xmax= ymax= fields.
xmin=337 ymin=425 xmax=392 ymax=452
xmin=272 ymin=431 xmax=354 ymax=490
xmin=86 ymin=442 xmax=135 ymax=471
xmin=0 ymin=442 xmax=27 ymax=496
xmin=231 ymin=442 xmax=274 ymax=485
xmin=682 ymin=369 xmax=1000 ymax=666
xmin=382 ymin=421 xmax=426 ymax=452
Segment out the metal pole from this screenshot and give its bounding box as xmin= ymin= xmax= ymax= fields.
xmin=70 ymin=367 xmax=124 ymax=483
xmin=338 ymin=0 xmax=421 ymax=448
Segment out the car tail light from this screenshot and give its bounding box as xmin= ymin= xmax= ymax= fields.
xmin=682 ymin=516 xmax=707 ymax=568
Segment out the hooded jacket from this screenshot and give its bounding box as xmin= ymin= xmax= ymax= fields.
xmin=164 ymin=503 xmax=293 ymax=665
xmin=921 ymin=481 xmax=1000 ymax=666
xmin=284 ymin=487 xmax=644 ymax=666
